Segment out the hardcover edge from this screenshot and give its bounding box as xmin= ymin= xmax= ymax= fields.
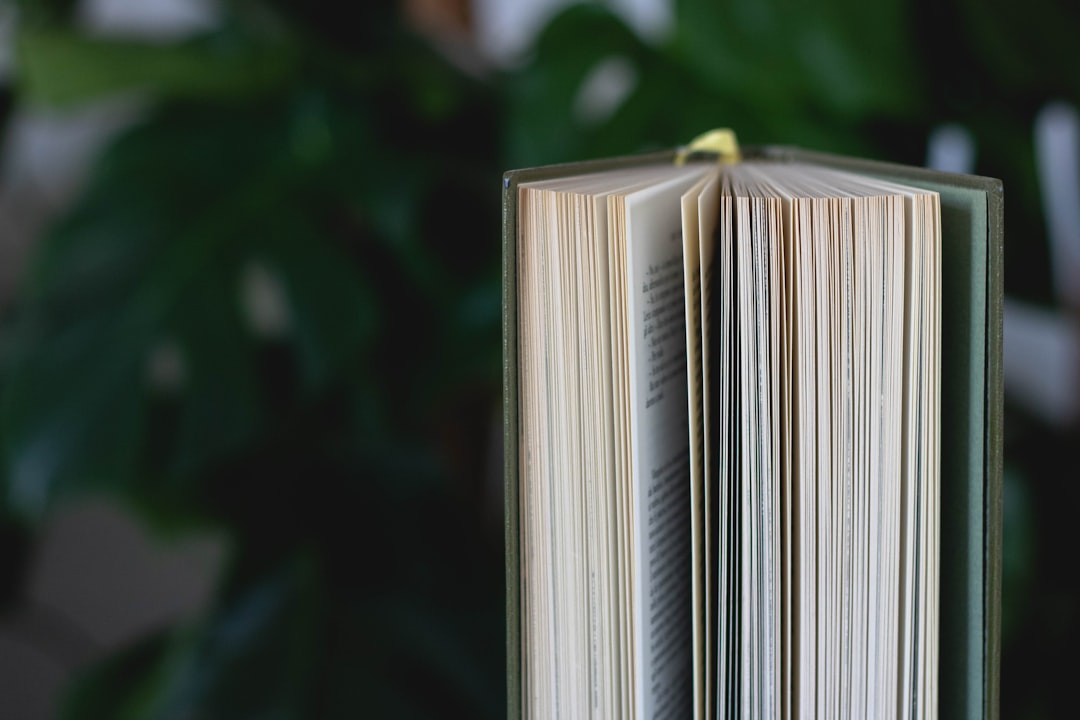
xmin=984 ymin=180 xmax=1003 ymax=720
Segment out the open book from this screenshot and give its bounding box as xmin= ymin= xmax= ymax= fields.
xmin=503 ymin=144 xmax=1002 ymax=720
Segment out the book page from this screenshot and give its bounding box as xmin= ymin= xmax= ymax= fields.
xmin=715 ymin=177 xmax=738 ymax=719
xmin=696 ymin=171 xmax=722 ymax=720
xmin=623 ymin=167 xmax=708 ymax=720
xmin=681 ymin=168 xmax=720 ymax=720
xmin=570 ymin=168 xmax=691 ymax=720
xmin=714 ymin=162 xmax=942 ymax=720
xmin=518 ymin=163 xmax=703 ymax=720
xmin=514 ymin=157 xmax=942 ymax=720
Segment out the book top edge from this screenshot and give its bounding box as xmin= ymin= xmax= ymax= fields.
xmin=503 ymin=146 xmax=1003 ymax=198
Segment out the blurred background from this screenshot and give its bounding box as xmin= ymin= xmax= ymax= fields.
xmin=0 ymin=0 xmax=1076 ymax=717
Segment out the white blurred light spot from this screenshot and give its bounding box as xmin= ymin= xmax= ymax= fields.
xmin=240 ymin=261 xmax=292 ymax=339
xmin=1 ymin=101 xmax=144 ymax=211
xmin=80 ymin=0 xmax=220 ymax=41
xmin=146 ymin=338 xmax=186 ymax=393
xmin=1035 ymin=102 xmax=1080 ymax=308
xmin=473 ymin=0 xmax=672 ymax=66
xmin=926 ymin=124 xmax=976 ymax=174
xmin=574 ymin=56 xmax=637 ymax=125
xmin=1004 ymin=299 xmax=1080 ymax=427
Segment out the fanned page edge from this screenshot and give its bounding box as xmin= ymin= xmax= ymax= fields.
xmin=504 ymin=149 xmax=997 ymax=720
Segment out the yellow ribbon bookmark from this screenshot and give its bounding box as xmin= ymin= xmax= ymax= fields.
xmin=674 ymin=128 xmax=741 ymax=166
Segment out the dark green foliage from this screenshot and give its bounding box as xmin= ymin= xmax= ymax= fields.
xmin=3 ymin=2 xmax=503 ymax=717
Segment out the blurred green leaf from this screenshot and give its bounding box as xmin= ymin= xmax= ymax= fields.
xmin=504 ymin=4 xmax=652 ymax=166
xmin=504 ymin=0 xmax=920 ymax=170
xmin=166 ymin=261 xmax=264 ymax=482
xmin=59 ymin=630 xmax=180 ymax=720
xmin=12 ymin=0 xmax=81 ymax=26
xmin=672 ymin=0 xmax=922 ymax=120
xmin=264 ymin=222 xmax=380 ymax=391
xmin=957 ymin=0 xmax=1080 ymax=100
xmin=160 ymin=556 xmax=321 ymax=719
xmin=60 ymin=554 xmax=320 ymax=720
xmin=0 ymin=100 xmax=295 ymax=520
xmin=16 ymin=29 xmax=298 ymax=108
xmin=1 ymin=308 xmax=147 ymax=519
